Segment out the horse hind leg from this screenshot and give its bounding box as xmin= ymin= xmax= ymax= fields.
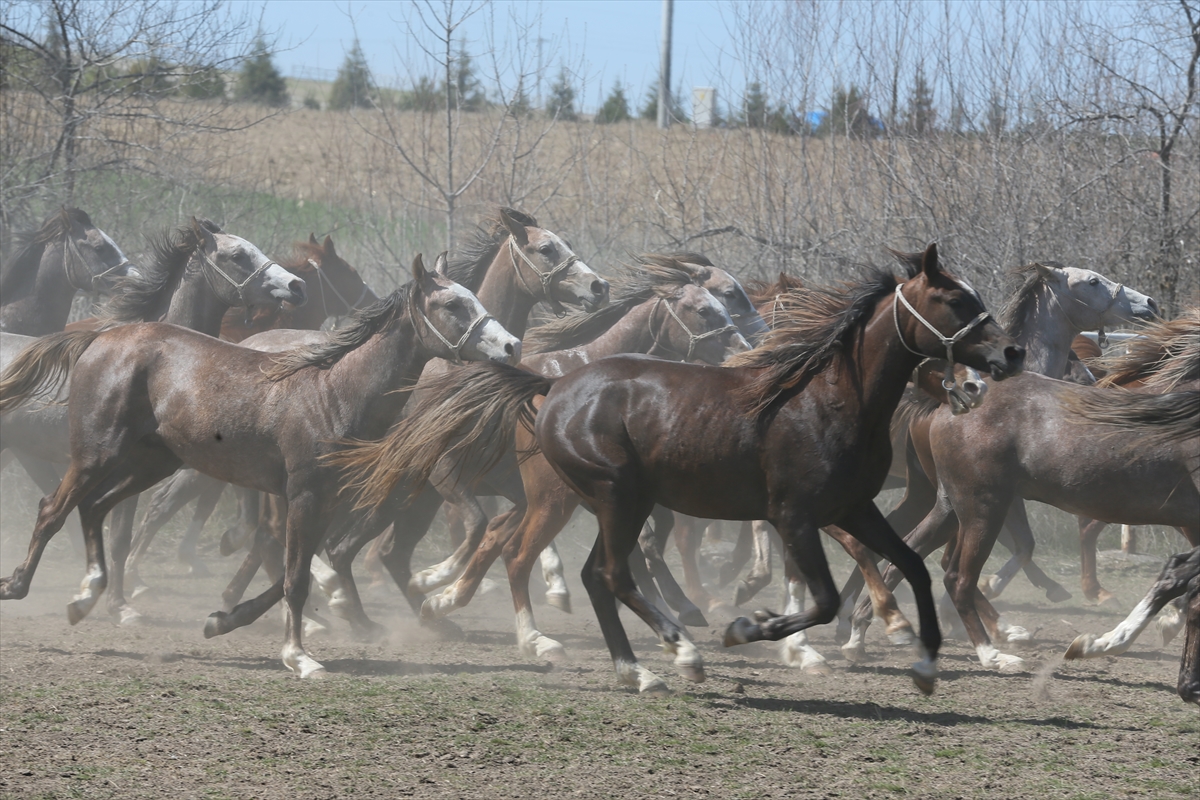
xmin=637 ymin=508 xmax=706 ymax=627
xmin=1078 ymin=516 xmax=1116 ymax=603
xmin=177 ymin=476 xmax=227 ymax=576
xmin=733 ymin=520 xmax=774 ymax=606
xmin=126 ymin=469 xmax=206 ymax=588
xmin=776 ymin=551 xmax=831 ymax=675
xmin=1178 ymin=571 xmax=1200 ymax=705
xmin=719 ymin=521 xmax=755 ymax=588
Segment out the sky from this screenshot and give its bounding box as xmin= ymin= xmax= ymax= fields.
xmin=251 ymin=0 xmax=737 ymax=112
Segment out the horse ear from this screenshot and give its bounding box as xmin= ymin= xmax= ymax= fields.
xmin=499 ymin=207 xmax=529 ymax=246
xmin=323 ymin=235 xmax=337 ymax=257
xmin=309 ymin=232 xmax=319 ymax=245
xmin=411 ymin=253 xmax=428 ymax=284
xmin=1034 ymin=262 xmax=1059 ymax=280
xmin=191 ymin=216 xmax=217 ymax=253
xmin=920 ymin=242 xmax=941 ymax=278
xmin=433 ymin=251 xmax=449 ymax=278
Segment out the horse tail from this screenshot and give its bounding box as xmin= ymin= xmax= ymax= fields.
xmin=0 ymin=330 xmax=101 ymax=414
xmin=327 ymin=362 xmax=554 ymax=510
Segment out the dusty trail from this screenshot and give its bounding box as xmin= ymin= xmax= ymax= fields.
xmin=1 ymin=495 xmax=1197 ymax=800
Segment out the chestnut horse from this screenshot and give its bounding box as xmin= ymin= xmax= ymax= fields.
xmin=0 ymin=254 xmax=520 ymax=677
xmin=1 ymin=208 xmax=134 ymax=336
xmin=339 ymin=243 xmax=1025 ymax=693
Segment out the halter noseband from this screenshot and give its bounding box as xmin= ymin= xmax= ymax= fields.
xmin=508 ymin=236 xmax=580 ymax=316
xmin=650 ymin=297 xmax=738 ymax=362
xmin=199 ymin=247 xmax=280 ymax=309
xmin=893 ymin=282 xmax=990 ymax=409
xmin=62 ymin=231 xmax=131 ymax=293
xmin=411 ymin=291 xmax=496 ymax=365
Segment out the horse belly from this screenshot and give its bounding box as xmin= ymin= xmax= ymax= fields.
xmin=1021 ymin=460 xmax=1200 ymax=528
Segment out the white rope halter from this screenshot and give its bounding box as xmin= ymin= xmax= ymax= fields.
xmin=508 ymin=236 xmax=579 ymax=316
xmin=650 ymin=297 xmax=738 ymax=362
xmin=893 ymin=282 xmax=991 ymax=406
xmin=62 ymin=231 xmax=131 ymax=292
xmin=199 ymin=248 xmax=279 ymax=308
xmin=307 ymin=258 xmax=374 ymax=323
xmin=411 ymin=292 xmax=496 ymax=365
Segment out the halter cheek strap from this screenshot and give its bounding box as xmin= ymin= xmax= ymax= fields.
xmin=508 ymin=236 xmax=580 ymax=316
xmin=307 ymin=258 xmax=375 ymax=323
xmin=62 ymin=232 xmax=132 ymax=292
xmin=650 ymin=298 xmax=739 ymax=362
xmin=411 ymin=293 xmax=496 ymax=365
xmin=199 ymin=248 xmax=279 ymax=308
xmin=894 ymin=283 xmax=991 ymax=406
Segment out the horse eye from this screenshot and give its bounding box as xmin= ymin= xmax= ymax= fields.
xmin=947 ymin=297 xmax=962 ymax=308
xmin=1089 ymin=277 xmax=1099 ymax=286
xmin=724 ymin=289 xmax=735 ymax=297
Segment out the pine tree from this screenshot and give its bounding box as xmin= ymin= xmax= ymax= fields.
xmin=328 ymin=40 xmax=374 ymax=110
xmin=446 ymin=46 xmax=485 ymax=111
xmin=236 ymin=37 xmax=288 ymax=107
xmin=596 ymin=82 xmax=630 ymax=123
xmin=986 ymin=93 xmax=1006 ymax=137
xmin=816 ymin=85 xmax=875 ymax=138
xmin=507 ymin=78 xmax=532 ymax=118
xmin=903 ymin=63 xmax=936 ymax=136
xmin=399 ymin=75 xmax=440 ymax=112
xmin=639 ymin=75 xmax=689 ymax=123
xmin=742 ymin=82 xmax=768 ymax=128
xmin=545 ymin=66 xmax=577 ymax=121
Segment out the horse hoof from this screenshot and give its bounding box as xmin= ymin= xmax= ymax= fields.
xmin=639 ymin=676 xmax=671 ymax=696
xmin=118 ymin=606 xmax=144 ymax=626
xmin=978 ymin=575 xmax=1000 ymax=599
xmin=1045 ymin=585 xmax=1072 ymax=603
xmin=804 ymin=660 xmax=833 ymax=677
xmin=997 ymin=624 xmax=1031 ymax=644
xmin=203 ymin=612 xmax=228 ymax=639
xmin=0 ymin=578 xmax=16 ymax=600
xmin=1095 ymin=589 xmax=1117 ymax=605
xmin=1157 ymin=606 xmax=1184 ymax=646
xmin=722 ymin=617 xmax=758 ymax=647
xmin=545 ymin=591 xmax=572 ymax=614
xmin=677 ymin=664 xmax=707 ymax=684
xmin=1063 ymin=634 xmax=1095 ymax=660
xmin=678 ymin=608 xmax=708 ymax=628
xmin=996 ymin=654 xmax=1026 ymax=673
xmin=66 ymin=600 xmax=92 ymax=626
xmin=733 ymin=582 xmax=752 ymax=607
xmin=840 ymin=642 xmax=868 ymax=664
xmin=218 ymin=528 xmax=241 ymax=557
xmin=303 ymin=619 xmax=330 ymax=638
xmin=886 ymin=627 xmax=916 ymax=647
xmin=912 ymin=659 xmax=938 ymax=696
xmin=129 ymin=583 xmax=150 ymax=600
xmin=537 ymin=637 xmax=568 ymax=662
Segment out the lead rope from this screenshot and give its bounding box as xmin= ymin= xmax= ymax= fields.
xmin=893 ymin=283 xmax=990 ymax=411
xmin=507 ymin=236 xmax=579 ymax=317
xmin=199 ymin=248 xmax=276 ymax=308
xmin=649 ymin=297 xmax=738 ymax=362
xmin=411 ymin=291 xmax=495 ymax=365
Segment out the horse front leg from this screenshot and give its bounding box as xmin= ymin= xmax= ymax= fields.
xmin=1078 ymin=516 xmax=1115 ymax=603
xmin=776 ymin=549 xmax=830 ymax=675
xmin=177 ymin=477 xmax=227 ymax=576
xmin=733 ymin=520 xmax=774 ymax=606
xmin=278 ymin=487 xmax=334 ymax=678
xmin=1179 ymin=571 xmax=1200 ymax=705
xmin=719 ymin=521 xmax=755 ymax=588
xmin=822 ymin=524 xmax=914 ymax=662
xmin=674 ymin=514 xmax=729 ymax=616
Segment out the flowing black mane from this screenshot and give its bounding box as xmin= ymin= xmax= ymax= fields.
xmin=100 ymin=219 xmax=222 ymax=324
xmin=1000 ymin=262 xmax=1062 ymax=341
xmin=1 ymin=208 xmax=94 ymax=302
xmin=263 ymin=284 xmax=413 ymax=381
xmin=445 ymin=208 xmax=539 ymax=292
xmin=523 ymin=254 xmax=701 ymax=354
xmin=728 ymin=257 xmax=920 ymax=416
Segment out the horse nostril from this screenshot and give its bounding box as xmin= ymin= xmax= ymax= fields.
xmin=505 ymin=343 xmax=515 ymax=356
xmin=591 ymin=279 xmax=607 ymax=297
xmin=1004 ymin=345 xmax=1025 ymax=365
xmin=289 ymin=279 xmax=306 ymax=297
xmin=1148 ymin=297 xmax=1161 ymax=315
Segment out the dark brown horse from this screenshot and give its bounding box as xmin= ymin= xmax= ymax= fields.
xmin=340 ymin=243 xmax=1025 ymax=693
xmin=1 ymin=208 xmax=135 ymax=336
xmin=0 ymin=254 xmax=520 ymax=676
xmin=124 ymin=233 xmax=379 ymax=583
xmin=328 ymin=258 xmax=751 ymax=657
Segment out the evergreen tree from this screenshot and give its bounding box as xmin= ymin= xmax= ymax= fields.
xmin=986 ymin=93 xmax=1007 ymax=137
xmin=948 ymin=91 xmax=969 ymax=135
xmin=545 ymin=66 xmax=577 ymax=121
xmin=903 ymin=63 xmax=936 ymax=136
xmin=815 ymin=85 xmax=875 ymax=137
xmin=446 ymin=46 xmax=485 ymax=111
xmin=398 ymin=75 xmax=440 ymax=111
xmin=122 ymin=54 xmax=174 ymax=97
xmin=596 ymin=82 xmax=630 ymax=123
xmin=328 ymin=40 xmax=374 ymax=110
xmin=236 ymin=37 xmax=288 ymax=107
xmin=507 ymin=78 xmax=532 ymax=118
xmin=639 ymin=75 xmax=689 ymax=123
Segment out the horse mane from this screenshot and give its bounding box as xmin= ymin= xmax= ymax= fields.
xmin=1065 ymin=389 xmax=1199 ymax=450
xmin=100 ymin=219 xmax=222 ymax=324
xmin=727 ymin=257 xmax=920 ymax=416
xmin=891 ymin=387 xmax=941 ymax=441
xmin=743 ymin=272 xmax=806 ymax=307
xmin=1 ymin=208 xmax=94 ymax=303
xmin=522 ymin=254 xmax=700 ymax=354
xmin=262 ymin=284 xmax=412 ymax=381
xmin=999 ymin=262 xmax=1062 ymax=340
xmin=1096 ymin=308 xmax=1200 ymax=392
xmin=445 ymin=209 xmax=538 ymax=292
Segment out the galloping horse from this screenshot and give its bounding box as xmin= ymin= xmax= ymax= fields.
xmin=124 ymin=233 xmax=379 ymax=584
xmin=1 ymin=208 xmax=135 ymax=336
xmin=328 ymin=256 xmax=751 ymax=657
xmin=339 ymin=244 xmax=1024 ymax=693
xmin=0 ymin=254 xmax=519 ymax=677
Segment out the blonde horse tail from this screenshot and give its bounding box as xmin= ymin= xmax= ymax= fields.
xmin=327 ymin=363 xmax=553 ymax=510
xmin=0 ymin=330 xmax=101 ymax=414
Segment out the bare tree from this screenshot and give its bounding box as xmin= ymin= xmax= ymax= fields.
xmin=0 ymin=0 xmax=266 ymax=240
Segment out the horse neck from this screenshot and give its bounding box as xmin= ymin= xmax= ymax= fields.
xmin=806 ymin=305 xmax=923 ymax=435
xmin=162 ymin=266 xmax=232 ymax=335
xmin=287 ymin=267 xmax=334 ymax=330
xmin=2 ymin=242 xmax=78 ymax=334
xmin=475 ymin=249 xmax=540 ymax=339
xmin=576 ymin=301 xmax=668 ymax=361
xmin=318 ymin=314 xmax=431 ymax=439
xmin=1013 ymin=285 xmax=1080 ymax=378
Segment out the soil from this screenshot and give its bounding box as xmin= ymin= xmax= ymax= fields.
xmin=1 ymin=493 xmax=1197 ymax=800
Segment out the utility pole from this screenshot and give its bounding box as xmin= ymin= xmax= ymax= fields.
xmin=657 ymin=0 xmax=673 ymax=129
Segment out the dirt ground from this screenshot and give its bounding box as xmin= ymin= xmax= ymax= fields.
xmin=1 ymin=488 xmax=1197 ymax=800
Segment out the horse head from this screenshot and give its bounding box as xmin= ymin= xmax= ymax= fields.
xmin=299 ymin=233 xmax=379 ymax=316
xmin=499 ymin=207 xmax=609 ymax=313
xmin=655 ymin=283 xmax=751 ymax=365
xmin=192 ymin=218 xmax=307 ymax=309
xmin=413 ymin=252 xmax=521 ymax=365
xmin=60 ymin=209 xmax=137 ymax=292
xmin=1034 ymin=262 xmax=1159 ymax=339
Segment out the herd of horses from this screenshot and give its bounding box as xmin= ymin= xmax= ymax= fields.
xmin=0 ymin=207 xmax=1196 ymax=705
